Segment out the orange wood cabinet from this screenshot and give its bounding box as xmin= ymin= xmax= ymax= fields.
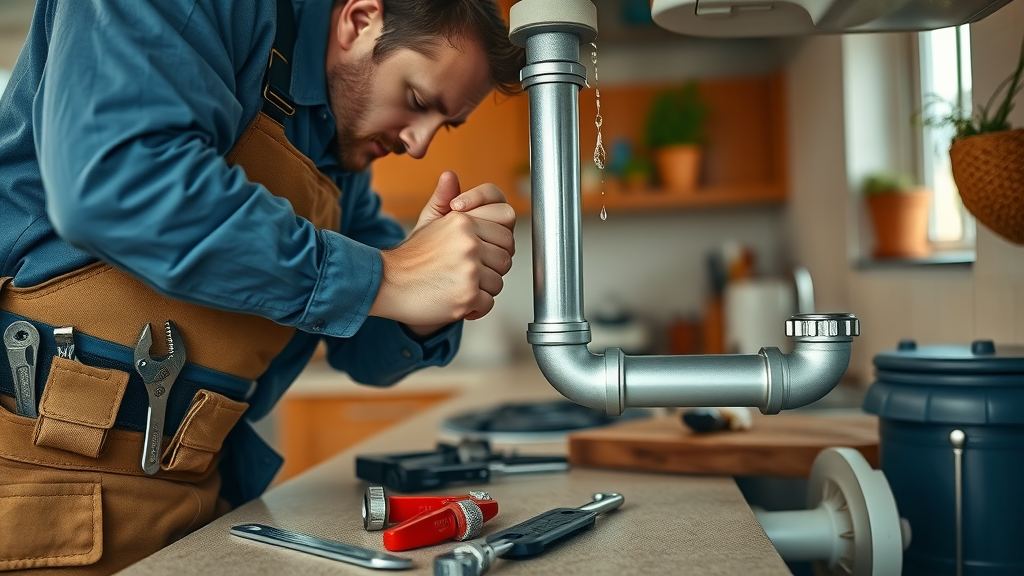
xmin=276 ymin=391 xmax=453 ymax=482
xmin=370 ymin=72 xmax=788 ymax=221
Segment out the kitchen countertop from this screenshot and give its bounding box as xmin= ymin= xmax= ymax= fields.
xmin=119 ymin=361 xmax=793 ymax=576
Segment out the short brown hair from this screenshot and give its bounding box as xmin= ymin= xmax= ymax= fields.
xmin=337 ymin=0 xmax=525 ymax=96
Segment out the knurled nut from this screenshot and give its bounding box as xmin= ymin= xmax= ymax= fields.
xmin=785 ymin=316 xmax=860 ymax=338
xmin=455 ymin=500 xmax=484 ymax=541
xmin=468 ymin=490 xmax=491 ymax=501
xmin=363 ymin=486 xmax=388 ymax=531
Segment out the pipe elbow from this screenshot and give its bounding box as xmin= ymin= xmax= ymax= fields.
xmin=532 ymin=344 xmax=624 ymax=415
xmin=777 ymin=341 xmax=852 ymax=410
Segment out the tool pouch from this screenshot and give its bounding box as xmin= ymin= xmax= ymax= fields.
xmin=162 ymin=390 xmax=247 ymax=474
xmin=0 ymin=481 xmax=103 ymax=570
xmin=33 ymin=357 xmax=130 ymax=458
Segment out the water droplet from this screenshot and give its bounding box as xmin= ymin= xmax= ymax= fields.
xmin=592 ymin=43 xmax=607 ymax=221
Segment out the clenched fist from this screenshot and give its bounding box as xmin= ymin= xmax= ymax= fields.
xmin=369 ymin=171 xmax=516 ymax=335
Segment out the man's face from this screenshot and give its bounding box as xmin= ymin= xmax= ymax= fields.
xmin=326 ymin=38 xmax=494 ymax=172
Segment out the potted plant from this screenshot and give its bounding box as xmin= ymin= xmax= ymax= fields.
xmin=862 ymin=172 xmax=932 ymax=259
xmin=928 ymin=34 xmax=1024 ymax=244
xmin=644 ymin=81 xmax=709 ymax=193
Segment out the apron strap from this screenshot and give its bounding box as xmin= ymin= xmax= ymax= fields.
xmin=262 ymin=0 xmax=298 ymax=123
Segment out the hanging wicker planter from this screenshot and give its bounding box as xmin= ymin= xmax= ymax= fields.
xmin=949 ymin=129 xmax=1024 ymax=245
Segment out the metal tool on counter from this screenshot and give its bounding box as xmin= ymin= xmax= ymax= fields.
xmin=356 ymin=440 xmax=568 ymax=492
xmin=681 ymin=406 xmax=753 ymax=433
xmin=54 ymin=326 xmax=80 ymax=362
xmin=363 ymin=486 xmax=498 ymax=531
xmin=133 ymin=320 xmax=186 ymax=475
xmin=4 ymin=320 xmax=40 ymax=417
xmin=433 ymin=492 xmax=624 ymax=576
xmin=230 ymin=524 xmax=412 ymax=570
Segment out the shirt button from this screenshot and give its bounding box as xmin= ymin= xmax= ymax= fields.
xmin=401 ymin=348 xmax=413 ymax=359
xmin=321 ymin=112 xmax=329 ymax=121
xmin=312 ymin=320 xmax=326 ymax=332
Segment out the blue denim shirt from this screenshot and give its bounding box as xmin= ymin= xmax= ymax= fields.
xmin=0 ymin=0 xmax=461 ymax=504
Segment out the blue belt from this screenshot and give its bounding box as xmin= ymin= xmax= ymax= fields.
xmin=0 ymin=310 xmax=255 ymax=435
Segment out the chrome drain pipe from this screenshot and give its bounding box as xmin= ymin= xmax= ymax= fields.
xmin=509 ymin=0 xmax=859 ymax=415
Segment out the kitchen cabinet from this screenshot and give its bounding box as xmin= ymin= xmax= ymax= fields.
xmin=371 ymin=72 xmax=788 ymax=221
xmin=277 ymin=389 xmax=452 ymax=482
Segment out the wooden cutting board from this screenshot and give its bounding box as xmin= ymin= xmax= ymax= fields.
xmin=569 ymin=412 xmax=878 ymax=478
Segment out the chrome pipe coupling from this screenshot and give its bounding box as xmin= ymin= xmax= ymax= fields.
xmin=760 ymin=346 xmax=788 ymax=415
xmin=527 ymin=322 xmax=591 ymax=345
xmin=520 ymin=60 xmax=588 ymax=90
xmin=785 ymin=313 xmax=860 ymax=343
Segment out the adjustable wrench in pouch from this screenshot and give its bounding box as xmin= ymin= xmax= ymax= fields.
xmin=4 ymin=321 xmax=40 ymax=418
xmin=134 ymin=321 xmax=186 ymax=475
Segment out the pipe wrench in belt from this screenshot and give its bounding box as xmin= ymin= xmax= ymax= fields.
xmin=133 ymin=320 xmax=186 ymax=475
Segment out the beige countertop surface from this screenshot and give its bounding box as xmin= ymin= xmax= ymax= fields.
xmin=119 ymin=361 xmax=792 ymax=575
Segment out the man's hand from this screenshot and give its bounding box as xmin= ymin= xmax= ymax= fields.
xmin=369 ymin=171 xmax=516 ymax=335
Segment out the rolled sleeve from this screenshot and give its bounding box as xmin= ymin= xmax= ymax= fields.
xmin=297 ymin=229 xmax=383 ymax=338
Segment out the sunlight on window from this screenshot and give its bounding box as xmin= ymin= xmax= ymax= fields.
xmin=919 ymin=26 xmax=974 ymax=244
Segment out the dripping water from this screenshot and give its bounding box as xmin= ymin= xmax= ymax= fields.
xmin=591 ymin=42 xmax=606 ymax=221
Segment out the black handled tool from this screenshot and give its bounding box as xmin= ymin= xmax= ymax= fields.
xmin=356 ymin=441 xmax=568 ymax=492
xmin=433 ymin=492 xmax=624 ymax=576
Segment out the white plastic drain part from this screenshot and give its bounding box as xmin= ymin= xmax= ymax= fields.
xmin=753 ymin=447 xmax=910 ymax=576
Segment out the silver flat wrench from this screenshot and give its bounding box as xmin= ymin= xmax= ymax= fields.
xmin=133 ymin=320 xmax=186 ymax=475
xmin=4 ymin=321 xmax=40 ymax=417
xmin=231 ymin=524 xmax=413 ymax=570
xmin=434 ymin=492 xmax=625 ymax=576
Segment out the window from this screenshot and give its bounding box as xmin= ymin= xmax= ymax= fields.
xmin=917 ymin=25 xmax=975 ymax=247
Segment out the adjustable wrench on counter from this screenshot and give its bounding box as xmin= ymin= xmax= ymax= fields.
xmin=433 ymin=492 xmax=625 ymax=576
xmin=133 ymin=320 xmax=186 ymax=475
xmin=4 ymin=321 xmax=40 ymax=418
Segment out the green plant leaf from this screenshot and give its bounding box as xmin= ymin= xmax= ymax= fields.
xmin=644 ymin=81 xmax=709 ymax=149
xmin=919 ymin=33 xmax=1024 ymax=141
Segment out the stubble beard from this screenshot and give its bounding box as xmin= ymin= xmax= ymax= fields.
xmin=327 ymin=54 xmax=378 ymax=172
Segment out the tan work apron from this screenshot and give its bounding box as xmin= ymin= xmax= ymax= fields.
xmin=0 ymin=109 xmax=342 ymax=574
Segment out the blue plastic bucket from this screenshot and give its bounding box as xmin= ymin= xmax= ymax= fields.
xmin=863 ymin=340 xmax=1024 ymax=576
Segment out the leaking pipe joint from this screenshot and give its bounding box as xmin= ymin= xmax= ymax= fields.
xmin=509 ymin=0 xmax=860 ymax=416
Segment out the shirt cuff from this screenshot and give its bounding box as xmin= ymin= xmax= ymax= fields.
xmin=297 ymin=229 xmax=382 ymax=338
xmin=399 ymin=321 xmax=463 ymax=365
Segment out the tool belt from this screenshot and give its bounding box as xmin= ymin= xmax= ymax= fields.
xmin=0 ymin=310 xmax=250 ymax=479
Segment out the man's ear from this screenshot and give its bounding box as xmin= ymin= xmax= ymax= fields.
xmin=333 ymin=0 xmax=384 ymax=52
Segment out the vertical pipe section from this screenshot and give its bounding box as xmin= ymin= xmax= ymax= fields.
xmin=529 ymin=80 xmax=584 ymax=324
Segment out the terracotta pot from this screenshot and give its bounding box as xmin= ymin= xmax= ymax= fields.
xmin=866 ymin=190 xmax=931 ymax=259
xmin=654 ymin=145 xmax=702 ymax=193
xmin=949 ymin=129 xmax=1024 ymax=245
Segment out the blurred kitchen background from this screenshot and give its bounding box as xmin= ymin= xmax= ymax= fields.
xmin=2 ymin=0 xmax=1022 ymax=475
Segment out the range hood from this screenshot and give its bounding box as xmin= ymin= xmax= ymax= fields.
xmin=651 ymin=0 xmax=1016 ymax=37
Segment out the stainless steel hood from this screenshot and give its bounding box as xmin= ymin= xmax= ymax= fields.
xmin=651 ymin=0 xmax=1016 ymax=37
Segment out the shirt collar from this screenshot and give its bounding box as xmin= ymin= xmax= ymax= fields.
xmin=291 ymin=0 xmax=333 ymax=106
